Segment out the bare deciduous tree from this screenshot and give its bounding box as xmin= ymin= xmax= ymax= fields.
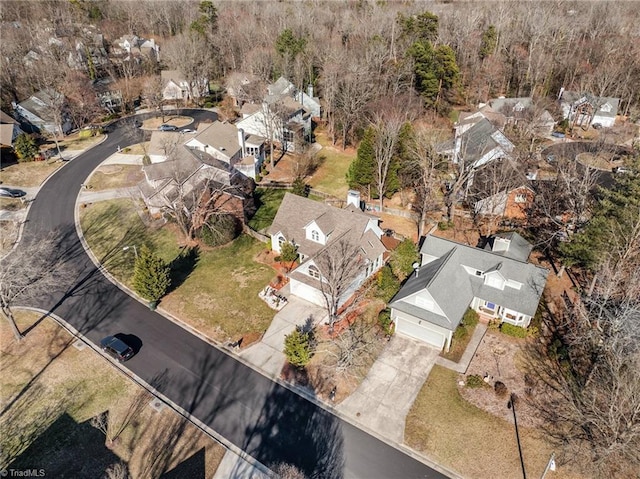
xmin=370 ymin=113 xmax=404 ymax=211
xmin=526 ymin=286 xmax=640 ymax=477
xmin=0 ymin=234 xmax=71 ymax=341
xmin=405 ymin=127 xmax=448 ymax=237
xmin=313 ymin=237 xmax=364 ymax=329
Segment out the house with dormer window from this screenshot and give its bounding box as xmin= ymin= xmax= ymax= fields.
xmin=267 ymin=193 xmax=386 ymax=307
xmin=389 ymin=232 xmax=548 ymax=351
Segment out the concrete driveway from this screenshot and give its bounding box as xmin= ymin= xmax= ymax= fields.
xmin=337 ymin=335 xmax=440 ymax=443
xmin=240 ymin=293 xmax=327 ymax=378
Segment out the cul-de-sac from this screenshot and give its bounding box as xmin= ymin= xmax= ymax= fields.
xmin=1 ymin=1 xmax=639 ymax=478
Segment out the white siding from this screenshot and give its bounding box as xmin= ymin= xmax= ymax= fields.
xmin=290 ymin=278 xmax=325 ymax=307
xmin=392 ymin=309 xmax=450 ymax=350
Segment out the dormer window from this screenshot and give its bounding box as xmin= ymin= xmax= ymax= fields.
xmin=514 ymin=194 xmax=527 ymax=203
xmin=311 ymin=230 xmax=319 ymax=242
xmin=308 ymin=265 xmax=320 ymax=279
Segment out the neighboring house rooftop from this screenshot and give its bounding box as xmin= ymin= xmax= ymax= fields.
xmin=458 ymin=118 xmax=514 ymax=165
xmin=16 ymin=89 xmax=64 ymax=124
xmin=161 ymin=70 xmax=187 ymax=85
xmin=0 ymin=110 xmax=20 ymax=146
xmin=560 ymin=91 xmax=620 ymax=120
xmin=193 ymin=121 xmax=241 ymax=159
xmin=390 ymin=234 xmax=548 ymax=331
xmin=268 ymin=193 xmax=385 ymax=262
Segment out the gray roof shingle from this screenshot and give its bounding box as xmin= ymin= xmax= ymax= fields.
xmin=390 ymin=234 xmax=548 ymax=331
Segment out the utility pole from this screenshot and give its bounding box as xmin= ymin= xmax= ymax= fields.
xmin=508 ymin=393 xmax=527 ymax=479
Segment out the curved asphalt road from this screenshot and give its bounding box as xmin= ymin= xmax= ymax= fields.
xmin=18 ymin=110 xmax=447 ymax=478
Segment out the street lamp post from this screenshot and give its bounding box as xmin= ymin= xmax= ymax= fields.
xmin=508 ymin=393 xmax=527 ymax=479
xmin=123 ymin=245 xmax=138 ymax=259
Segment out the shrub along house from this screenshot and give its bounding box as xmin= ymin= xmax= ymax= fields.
xmin=267 ymin=193 xmax=386 ymax=308
xmin=389 ymin=232 xmax=548 ymax=351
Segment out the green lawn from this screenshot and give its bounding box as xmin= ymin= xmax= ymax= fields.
xmin=307 ymin=132 xmax=355 ymax=198
xmin=405 ymin=365 xmax=570 ymax=479
xmin=79 ymin=199 xmax=180 ymax=286
xmin=248 ymin=188 xmax=287 ymax=232
xmin=80 ymin=199 xmax=275 ymax=342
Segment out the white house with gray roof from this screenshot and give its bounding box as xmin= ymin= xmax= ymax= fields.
xmin=390 ymin=232 xmax=548 ymax=350
xmin=559 ymin=90 xmax=619 ymax=128
xmin=268 ymin=193 xmax=386 ymax=308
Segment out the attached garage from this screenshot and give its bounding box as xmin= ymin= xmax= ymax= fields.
xmin=289 ymin=278 xmax=325 ymax=307
xmin=391 ymin=309 xmax=452 ymax=351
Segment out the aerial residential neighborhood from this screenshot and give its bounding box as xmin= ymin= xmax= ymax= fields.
xmin=1 ymin=2 xmax=639 ymax=479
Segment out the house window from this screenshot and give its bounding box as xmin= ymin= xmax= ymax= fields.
xmin=505 ymin=312 xmax=517 ymax=320
xmin=283 ymin=131 xmax=295 ymax=143
xmin=278 ymin=236 xmax=286 ymax=247
xmin=311 ymin=230 xmax=319 ymax=242
xmin=484 ymin=301 xmax=496 ymax=311
xmin=475 ymin=270 xmax=483 ymax=277
xmin=308 ymin=265 xmax=320 ymax=279
xmin=514 ymin=194 xmax=527 ymax=203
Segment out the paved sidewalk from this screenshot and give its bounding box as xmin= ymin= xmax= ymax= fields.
xmin=213 ymin=450 xmax=271 ymax=479
xmin=78 ymin=186 xmax=140 ymax=203
xmin=337 ymin=335 xmax=440 ymax=443
xmin=240 ymin=290 xmax=327 ymax=378
xmin=436 ymin=323 xmax=487 ymax=373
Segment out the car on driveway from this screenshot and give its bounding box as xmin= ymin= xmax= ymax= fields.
xmin=158 ymin=124 xmax=178 ymax=131
xmin=100 ymin=335 xmax=134 ymax=362
xmin=0 ymin=187 xmax=26 ymax=198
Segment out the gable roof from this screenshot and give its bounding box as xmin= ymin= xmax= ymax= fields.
xmin=17 ymin=89 xmax=65 ymax=123
xmin=161 ymin=70 xmax=187 ymax=86
xmin=459 ymin=118 xmax=514 ymax=164
xmin=192 ymin=121 xmax=241 ymax=159
xmin=268 ymin=193 xmax=385 ymax=262
xmin=390 ymin=234 xmax=548 ymax=331
xmin=560 ymin=91 xmax=620 ymax=119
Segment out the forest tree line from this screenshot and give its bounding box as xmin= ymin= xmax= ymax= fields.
xmin=1 ymin=0 xmax=639 ymax=145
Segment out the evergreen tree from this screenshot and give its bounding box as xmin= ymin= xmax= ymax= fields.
xmin=560 ymin=166 xmax=640 ymax=271
xmin=132 ymin=245 xmax=171 ymax=303
xmin=389 ymin=239 xmax=419 ymax=282
xmin=14 ymin=133 xmax=39 ymax=162
xmin=347 ymin=126 xmax=376 ymax=196
xmin=284 ymin=328 xmax=314 ymax=368
xmin=409 ymin=41 xmax=460 ymax=109
xmin=398 ymin=10 xmax=439 ymax=43
xmin=291 ymin=177 xmax=309 ymax=197
xmin=279 ymin=241 xmax=298 ymax=272
xmin=480 ymin=25 xmax=498 ymax=60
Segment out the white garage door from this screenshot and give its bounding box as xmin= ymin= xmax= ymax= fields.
xmin=395 ymin=317 xmax=446 ymax=350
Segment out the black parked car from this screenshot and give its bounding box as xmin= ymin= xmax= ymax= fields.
xmin=0 ymin=187 xmax=26 ymax=198
xmin=100 ymin=335 xmax=134 ymax=362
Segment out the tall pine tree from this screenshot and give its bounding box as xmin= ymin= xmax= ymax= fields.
xmin=132 ymin=245 xmax=171 ymax=304
xmin=347 ymin=126 xmax=376 ymax=199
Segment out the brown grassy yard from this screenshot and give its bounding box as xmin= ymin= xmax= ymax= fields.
xmin=0 ymin=160 xmax=63 ymax=187
xmin=141 ymin=116 xmax=193 ymax=130
xmin=0 ymin=311 xmax=225 ymax=478
xmin=87 ymin=165 xmax=145 ymax=190
xmin=307 ymin=129 xmax=355 ymax=199
xmin=405 ymin=365 xmax=583 ymax=479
